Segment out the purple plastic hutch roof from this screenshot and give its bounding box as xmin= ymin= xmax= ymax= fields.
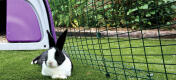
xmin=6 ymin=0 xmax=41 ymax=42
xmin=6 ymin=0 xmax=56 ymax=42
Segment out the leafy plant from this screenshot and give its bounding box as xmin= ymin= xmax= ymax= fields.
xmin=125 ymin=0 xmax=176 ymax=29
xmin=49 ymin=0 xmax=176 ymax=29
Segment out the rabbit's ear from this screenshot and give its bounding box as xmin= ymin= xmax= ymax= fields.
xmin=56 ymin=29 xmax=68 ymax=50
xmin=47 ymin=30 xmax=56 ymax=47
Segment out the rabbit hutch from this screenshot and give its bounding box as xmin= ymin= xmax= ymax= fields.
xmin=0 ymin=0 xmax=56 ymax=50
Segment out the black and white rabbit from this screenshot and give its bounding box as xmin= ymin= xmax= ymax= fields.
xmin=31 ymin=29 xmax=73 ymax=79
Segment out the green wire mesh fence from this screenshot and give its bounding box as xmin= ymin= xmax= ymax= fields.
xmin=49 ymin=0 xmax=176 ymax=80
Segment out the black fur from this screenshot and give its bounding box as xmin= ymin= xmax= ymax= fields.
xmin=56 ymin=29 xmax=67 ymax=50
xmin=47 ymin=30 xmax=56 ymax=47
xmin=55 ymin=48 xmax=65 ymax=65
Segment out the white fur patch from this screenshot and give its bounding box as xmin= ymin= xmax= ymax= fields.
xmin=46 ymin=48 xmax=58 ymax=67
xmin=31 ymin=61 xmax=37 ymax=64
xmin=42 ymin=48 xmax=72 ymax=79
xmin=34 ymin=61 xmax=37 ymax=64
xmin=31 ymin=61 xmax=34 ymax=64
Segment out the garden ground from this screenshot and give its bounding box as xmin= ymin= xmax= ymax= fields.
xmin=0 ymin=37 xmax=176 ymax=80
xmin=0 ymin=50 xmax=109 ymax=80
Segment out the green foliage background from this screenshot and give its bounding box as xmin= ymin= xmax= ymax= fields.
xmin=49 ymin=0 xmax=176 ymax=29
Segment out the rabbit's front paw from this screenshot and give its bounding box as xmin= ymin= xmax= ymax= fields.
xmin=52 ymin=75 xmax=67 ymax=79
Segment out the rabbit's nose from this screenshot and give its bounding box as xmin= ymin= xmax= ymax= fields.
xmin=48 ymin=62 xmax=53 ymax=65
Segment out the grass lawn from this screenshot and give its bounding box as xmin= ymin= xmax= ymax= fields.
xmin=65 ymin=37 xmax=176 ymax=80
xmin=0 ymin=37 xmax=176 ymax=80
xmin=0 ymin=50 xmax=109 ymax=80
